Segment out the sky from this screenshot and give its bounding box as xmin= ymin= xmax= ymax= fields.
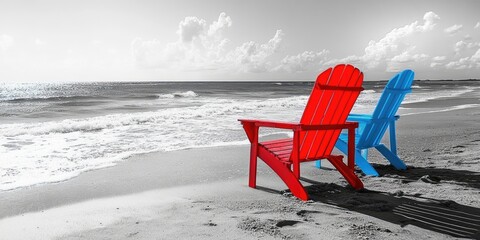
xmin=0 ymin=0 xmax=480 ymax=82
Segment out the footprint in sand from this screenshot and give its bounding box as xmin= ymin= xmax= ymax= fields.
xmin=296 ymin=210 xmax=324 ymax=221
xmin=452 ymin=145 xmax=466 ymax=153
xmin=275 ymin=220 xmax=302 ymax=228
xmin=203 ymin=220 xmax=217 ymax=227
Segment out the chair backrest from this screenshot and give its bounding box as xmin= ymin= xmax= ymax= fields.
xmin=357 ymin=69 xmax=415 ymax=149
xmin=297 ymin=64 xmax=364 ymax=161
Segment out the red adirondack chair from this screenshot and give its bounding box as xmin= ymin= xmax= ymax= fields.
xmin=239 ymin=64 xmax=365 ymax=201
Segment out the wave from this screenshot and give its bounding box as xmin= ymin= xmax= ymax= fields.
xmin=403 ymin=88 xmax=474 ymax=104
xmin=403 ymin=104 xmax=480 ymax=116
xmin=0 ymin=95 xmax=310 ymax=190
xmin=157 ymin=91 xmax=198 ymax=99
xmin=362 ymin=89 xmax=376 ymax=94
xmin=0 ymin=95 xmax=307 ymax=137
xmin=4 ymin=95 xmax=100 ymax=103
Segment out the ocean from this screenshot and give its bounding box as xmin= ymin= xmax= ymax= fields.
xmin=0 ymin=80 xmax=479 ymax=191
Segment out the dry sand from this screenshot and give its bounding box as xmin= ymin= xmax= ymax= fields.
xmin=1 ymin=96 xmax=480 ymax=239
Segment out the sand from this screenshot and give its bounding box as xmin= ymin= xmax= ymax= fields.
xmin=1 ymin=95 xmax=480 ymax=239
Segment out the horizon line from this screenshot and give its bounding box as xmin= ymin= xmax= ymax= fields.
xmin=1 ymin=78 xmax=479 ymax=84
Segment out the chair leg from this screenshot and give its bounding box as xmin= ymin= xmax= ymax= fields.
xmin=355 ymin=152 xmax=380 ymax=176
xmin=375 ymin=144 xmax=407 ymax=170
xmin=315 ymin=160 xmax=321 ymax=168
xmin=249 ymin=146 xmax=258 ymax=188
xmin=389 ymin=120 xmax=397 ymax=156
xmin=248 ymin=126 xmax=259 ymax=188
xmin=258 ymin=148 xmax=309 ymax=201
xmin=327 ymin=156 xmax=364 ymax=190
xmin=361 ymin=149 xmax=368 ymax=160
xmin=336 ymin=139 xmax=379 ymax=176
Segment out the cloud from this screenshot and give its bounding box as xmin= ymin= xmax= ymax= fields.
xmin=0 ymin=34 xmax=14 ymax=51
xmin=131 ymin=11 xmax=480 ymax=77
xmin=363 ymin=11 xmax=438 ymax=66
xmin=208 ymin=12 xmax=232 ymax=36
xmin=226 ymin=30 xmax=284 ymax=72
xmin=327 ymin=11 xmax=440 ymax=70
xmin=390 ymin=52 xmax=428 ymax=64
xmin=387 ymin=47 xmax=429 ymax=72
xmin=432 ymin=56 xmax=446 ymax=61
xmin=445 ymin=48 xmax=480 ymax=69
xmin=429 ymin=56 xmax=447 ymax=68
xmin=475 ymin=22 xmax=480 ymax=29
xmin=454 ymin=40 xmax=480 ymax=56
xmin=275 ymin=50 xmax=329 ymax=72
xmin=445 ymin=57 xmax=470 ymax=70
xmin=177 ymin=16 xmax=207 ymax=43
xmin=444 ymin=24 xmax=463 ymax=36
xmin=132 ymin=13 xmax=284 ymax=73
xmin=471 ymin=49 xmax=480 ymax=68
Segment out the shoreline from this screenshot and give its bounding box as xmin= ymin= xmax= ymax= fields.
xmin=1 ymin=94 xmax=480 ymax=239
xmin=1 ymin=81 xmax=477 ymax=193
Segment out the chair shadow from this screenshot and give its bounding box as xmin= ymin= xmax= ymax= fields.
xmin=298 ymin=178 xmax=480 ymax=239
xmin=367 ymin=163 xmax=480 ymax=190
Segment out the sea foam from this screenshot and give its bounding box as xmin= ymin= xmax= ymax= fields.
xmin=0 ymin=95 xmax=308 ymax=190
xmin=157 ymin=91 xmax=198 ymax=98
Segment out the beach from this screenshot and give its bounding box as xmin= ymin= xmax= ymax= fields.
xmin=1 ymin=83 xmax=480 ymax=239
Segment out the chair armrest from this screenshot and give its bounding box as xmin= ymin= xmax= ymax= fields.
xmin=347 ymin=114 xmax=373 ymax=123
xmin=300 ymin=122 xmax=358 ymax=131
xmin=347 ymin=114 xmax=400 ymax=123
xmin=238 ymin=119 xmax=358 ymax=131
xmin=238 ymin=119 xmax=301 ymax=130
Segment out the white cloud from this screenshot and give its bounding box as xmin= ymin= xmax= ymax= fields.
xmin=132 ymin=13 xmax=284 ymax=73
xmin=472 ymin=49 xmax=480 ymax=61
xmin=445 ymin=48 xmax=480 ymax=70
xmin=387 ymin=47 xmax=429 ymax=71
xmin=454 ymin=40 xmax=480 ymax=56
xmin=177 ymin=16 xmax=207 ymax=43
xmin=474 ymin=22 xmax=480 ymax=29
xmin=432 ymin=56 xmax=446 ymax=61
xmin=208 ymin=12 xmax=232 ymax=36
xmin=275 ymin=50 xmax=329 ymax=73
xmin=444 ymin=24 xmax=463 ymax=36
xmin=445 ymin=57 xmax=470 ymax=69
xmin=132 ymin=11 xmax=480 ymax=76
xmin=470 ymin=49 xmax=480 ymax=67
xmin=132 ymin=13 xmax=232 ymax=70
xmin=226 ymin=30 xmax=284 ymax=72
xmin=390 ymin=48 xmax=428 ymax=63
xmin=0 ymin=34 xmax=14 ymax=51
xmin=328 ymin=11 xmax=440 ymax=70
xmin=430 ymin=56 xmax=447 ymax=68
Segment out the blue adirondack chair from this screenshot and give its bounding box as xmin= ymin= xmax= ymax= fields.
xmin=315 ymin=69 xmax=415 ymax=176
